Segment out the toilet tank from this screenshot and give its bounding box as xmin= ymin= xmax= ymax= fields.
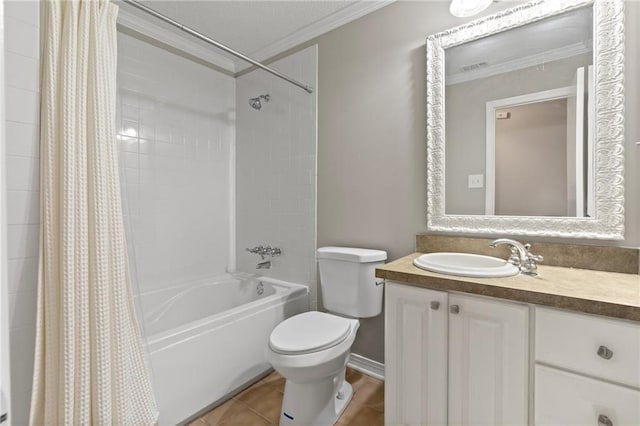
xmin=317 ymin=247 xmax=387 ymax=318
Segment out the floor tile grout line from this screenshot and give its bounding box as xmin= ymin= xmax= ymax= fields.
xmin=229 ymin=395 xmax=275 ymax=425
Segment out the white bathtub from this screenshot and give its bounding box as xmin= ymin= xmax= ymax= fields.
xmin=140 ymin=274 xmax=309 ymax=425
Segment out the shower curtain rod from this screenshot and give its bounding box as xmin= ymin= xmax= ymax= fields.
xmin=120 ymin=0 xmax=314 ymax=94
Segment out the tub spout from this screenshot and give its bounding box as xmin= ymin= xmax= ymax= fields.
xmin=257 ymin=260 xmax=272 ymax=269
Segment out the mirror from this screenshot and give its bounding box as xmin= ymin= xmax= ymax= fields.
xmin=426 ymin=0 xmax=625 ymax=239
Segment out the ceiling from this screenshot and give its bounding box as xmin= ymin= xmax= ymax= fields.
xmin=120 ymin=1 xmax=379 ymax=67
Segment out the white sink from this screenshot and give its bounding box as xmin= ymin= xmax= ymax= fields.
xmin=413 ymin=252 xmax=519 ymax=278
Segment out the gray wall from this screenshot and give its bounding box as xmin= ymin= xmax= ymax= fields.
xmin=315 ymin=1 xmax=520 ymax=363
xmin=259 ymin=1 xmax=639 ymax=363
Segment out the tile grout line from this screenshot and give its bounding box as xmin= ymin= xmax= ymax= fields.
xmin=230 ymin=396 xmax=275 ymax=425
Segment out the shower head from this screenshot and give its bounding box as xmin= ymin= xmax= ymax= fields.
xmin=249 ymin=94 xmax=270 ymax=110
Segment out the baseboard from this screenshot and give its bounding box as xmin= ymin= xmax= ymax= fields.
xmin=347 ymin=353 xmax=384 ymax=381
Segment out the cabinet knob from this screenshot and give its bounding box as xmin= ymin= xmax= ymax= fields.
xmin=450 ymin=304 xmax=460 ymax=314
xmin=430 ymin=301 xmax=440 ymax=310
xmin=597 ymin=345 xmax=614 ymax=360
xmin=598 ymin=414 xmax=613 ymax=426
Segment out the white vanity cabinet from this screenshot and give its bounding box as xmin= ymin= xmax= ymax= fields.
xmin=534 ymin=307 xmax=640 ymax=426
xmin=385 ymin=282 xmax=529 ymax=426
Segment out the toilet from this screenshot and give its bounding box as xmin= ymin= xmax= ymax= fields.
xmin=266 ymin=247 xmax=387 ymax=425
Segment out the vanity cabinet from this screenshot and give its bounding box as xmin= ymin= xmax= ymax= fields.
xmin=385 ymin=282 xmax=529 ymax=426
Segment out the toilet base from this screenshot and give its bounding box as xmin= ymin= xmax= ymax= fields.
xmin=279 ymin=373 xmax=353 ymax=425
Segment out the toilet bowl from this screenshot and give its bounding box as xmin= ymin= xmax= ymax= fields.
xmin=266 ymin=311 xmax=359 ymax=425
xmin=267 ymin=247 xmax=387 ymax=425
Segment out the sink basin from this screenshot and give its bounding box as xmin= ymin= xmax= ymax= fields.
xmin=413 ymin=252 xmax=519 ymax=278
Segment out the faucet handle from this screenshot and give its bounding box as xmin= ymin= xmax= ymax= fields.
xmin=507 ymin=247 xmax=521 ymax=266
xmin=529 ymin=253 xmax=543 ymax=262
xmin=523 ymin=243 xmax=543 ymax=262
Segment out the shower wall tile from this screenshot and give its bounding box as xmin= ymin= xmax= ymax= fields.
xmin=3 ymin=3 xmax=41 ymax=424
xmin=7 ymin=258 xmax=39 ymax=295
xmin=236 ymin=45 xmax=318 ymax=308
xmin=8 ymin=290 xmax=37 ymax=330
xmin=5 ymin=86 xmax=39 ymax=124
xmin=6 ymin=191 xmax=39 ymax=225
xmin=5 ymin=121 xmax=39 ymax=157
xmin=5 ymin=1 xmax=39 ymax=27
xmin=4 ymin=16 xmax=39 ymax=58
xmin=6 ymin=225 xmax=39 ymax=260
xmin=8 ymin=324 xmax=36 ymax=425
xmin=5 ymin=52 xmax=38 ymax=92
xmin=6 ymin=156 xmax=39 ymax=191
xmin=117 ymin=32 xmax=235 ymax=299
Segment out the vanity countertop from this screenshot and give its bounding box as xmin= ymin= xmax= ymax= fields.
xmin=376 ymin=253 xmax=640 ymax=321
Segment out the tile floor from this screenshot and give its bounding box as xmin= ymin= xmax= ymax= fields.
xmin=188 ymin=368 xmax=384 ymax=425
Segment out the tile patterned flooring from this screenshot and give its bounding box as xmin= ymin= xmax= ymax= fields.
xmin=188 ymin=368 xmax=384 ymax=425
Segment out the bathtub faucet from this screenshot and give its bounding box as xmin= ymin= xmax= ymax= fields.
xmin=246 ymin=245 xmax=283 ymax=260
xmin=257 ymin=260 xmax=272 ymax=269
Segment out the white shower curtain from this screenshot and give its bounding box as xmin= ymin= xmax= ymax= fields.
xmin=30 ymin=1 xmax=158 ymax=424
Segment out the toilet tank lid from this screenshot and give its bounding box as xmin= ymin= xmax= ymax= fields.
xmin=317 ymin=246 xmax=387 ymax=263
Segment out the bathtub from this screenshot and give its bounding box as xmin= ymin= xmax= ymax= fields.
xmin=140 ymin=274 xmax=309 ymax=425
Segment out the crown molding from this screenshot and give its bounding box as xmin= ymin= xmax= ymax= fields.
xmin=237 ymin=0 xmax=395 ymax=71
xmin=446 ymin=41 xmax=592 ymax=85
xmin=117 ymin=8 xmax=237 ymax=72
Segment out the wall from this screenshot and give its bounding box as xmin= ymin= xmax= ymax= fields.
xmin=3 ymin=1 xmax=40 ymax=423
xmin=311 ymin=1 xmax=521 ymax=364
xmin=495 ymin=99 xmax=568 ymax=216
xmin=265 ymin=1 xmax=639 ymax=363
xmin=116 ymin=32 xmax=235 ymax=314
xmin=235 ymin=46 xmax=318 ymax=306
xmin=445 ymin=53 xmax=591 ymax=215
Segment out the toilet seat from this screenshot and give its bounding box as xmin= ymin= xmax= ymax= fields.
xmin=269 ymin=311 xmax=352 ymax=355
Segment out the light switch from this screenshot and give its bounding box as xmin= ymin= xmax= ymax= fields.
xmin=468 ymin=174 xmax=484 ymax=189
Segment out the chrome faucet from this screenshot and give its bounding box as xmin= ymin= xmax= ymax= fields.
xmin=257 ymin=260 xmax=272 ymax=269
xmin=489 ymin=238 xmax=543 ymax=276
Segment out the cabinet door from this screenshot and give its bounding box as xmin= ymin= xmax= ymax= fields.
xmin=385 ymin=282 xmax=448 ymax=426
xmin=448 ymin=293 xmax=529 ymax=426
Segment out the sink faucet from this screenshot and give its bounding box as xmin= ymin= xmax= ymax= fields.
xmin=489 ymin=238 xmax=543 ymax=276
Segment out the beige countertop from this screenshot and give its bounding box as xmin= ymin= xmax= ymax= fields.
xmin=376 ymin=253 xmax=640 ymax=321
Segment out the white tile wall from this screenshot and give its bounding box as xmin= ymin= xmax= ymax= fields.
xmin=116 ymin=33 xmax=236 ymax=305
xmin=3 ymin=2 xmax=40 ymax=424
xmin=236 ymin=46 xmax=318 ymax=307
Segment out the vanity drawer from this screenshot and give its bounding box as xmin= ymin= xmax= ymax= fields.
xmin=535 ymin=307 xmax=640 ymax=388
xmin=535 ymin=365 xmax=640 ymax=426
